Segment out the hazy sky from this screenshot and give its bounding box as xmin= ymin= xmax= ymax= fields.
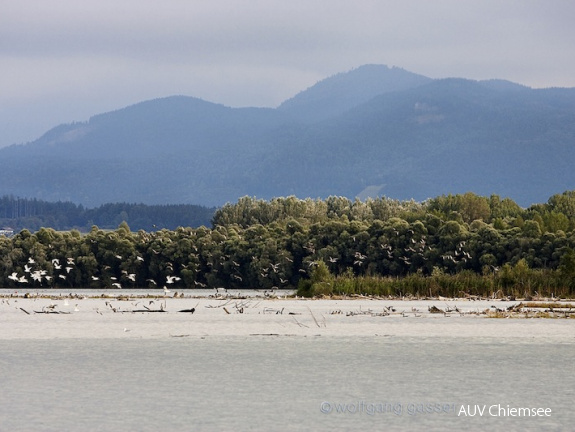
xmin=2 ymin=0 xmax=575 ymax=147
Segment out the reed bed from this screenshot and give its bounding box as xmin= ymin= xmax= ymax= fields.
xmin=298 ymin=268 xmax=573 ymax=299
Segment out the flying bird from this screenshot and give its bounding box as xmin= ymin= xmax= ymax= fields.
xmin=166 ymin=275 xmax=181 ymax=284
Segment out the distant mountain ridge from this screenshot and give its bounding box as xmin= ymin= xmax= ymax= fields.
xmin=278 ymin=64 xmax=432 ymax=121
xmin=1 ymin=64 xmax=575 ymax=208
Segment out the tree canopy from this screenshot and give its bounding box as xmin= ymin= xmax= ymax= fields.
xmin=2 ymin=192 xmax=575 ymax=298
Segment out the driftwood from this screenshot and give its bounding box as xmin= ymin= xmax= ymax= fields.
xmin=33 ymin=310 xmax=71 ymax=314
xmin=130 ymin=309 xmax=167 ymax=313
xmin=292 ymin=316 xmax=309 ymax=328
xmin=307 ymin=306 xmax=323 ymax=327
xmin=205 ymin=300 xmax=233 ymax=308
xmin=178 ymin=302 xmax=199 ymax=313
xmin=19 ymin=307 xmax=30 ymax=315
xmin=507 ymin=302 xmax=523 ymax=312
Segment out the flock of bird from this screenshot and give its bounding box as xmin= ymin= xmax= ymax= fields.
xmin=7 ymin=255 xmax=181 ymax=294
xmin=5 ymin=252 xmax=290 ymax=297
xmin=5 ymin=229 xmax=477 ymax=292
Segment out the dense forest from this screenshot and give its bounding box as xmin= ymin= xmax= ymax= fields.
xmin=0 ymin=195 xmax=215 ymax=231
xmin=1 ymin=191 xmax=575 ymax=298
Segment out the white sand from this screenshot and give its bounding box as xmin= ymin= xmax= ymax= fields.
xmin=1 ymin=294 xmax=573 ymax=341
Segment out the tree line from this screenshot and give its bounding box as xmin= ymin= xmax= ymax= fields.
xmin=1 ymin=192 xmax=575 ymax=298
xmin=0 ymin=195 xmax=215 ymax=232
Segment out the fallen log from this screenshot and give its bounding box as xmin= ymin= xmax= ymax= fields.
xmin=33 ymin=311 xmax=71 ymax=314
xmin=130 ymin=309 xmax=167 ymax=313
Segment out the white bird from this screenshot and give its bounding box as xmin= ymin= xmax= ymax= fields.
xmin=112 ymin=283 xmax=122 ymax=289
xmin=91 ymin=276 xmax=99 ymax=281
xmin=65 ymin=266 xmax=73 ymax=273
xmin=8 ymin=272 xmax=19 ymax=282
xmin=24 ymin=264 xmax=32 ymax=273
xmin=163 ymin=286 xmax=171 ymax=294
xmin=136 ymin=256 xmax=144 ymax=262
xmin=166 ymin=275 xmax=181 ymax=284
xmin=28 ymin=257 xmax=36 ymax=264
xmin=126 ymin=273 xmax=136 ymax=282
xmin=67 ymin=258 xmax=74 ymax=265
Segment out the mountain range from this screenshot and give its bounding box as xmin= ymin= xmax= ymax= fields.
xmin=1 ymin=64 xmax=574 ymax=208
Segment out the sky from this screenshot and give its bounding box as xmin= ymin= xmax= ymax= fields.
xmin=2 ymin=0 xmax=575 ymax=148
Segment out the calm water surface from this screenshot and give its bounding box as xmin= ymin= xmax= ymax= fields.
xmin=0 ymin=336 xmax=573 ymax=431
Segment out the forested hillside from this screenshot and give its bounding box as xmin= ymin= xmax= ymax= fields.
xmin=1 ymin=65 xmax=575 ymax=208
xmin=2 ymin=192 xmax=575 ymax=298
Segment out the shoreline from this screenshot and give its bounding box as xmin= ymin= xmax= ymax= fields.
xmin=1 ymin=293 xmax=574 ymax=341
xmin=2 ymin=287 xmax=574 ymax=301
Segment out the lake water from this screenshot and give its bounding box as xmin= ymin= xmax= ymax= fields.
xmin=1 ymin=335 xmax=573 ymax=431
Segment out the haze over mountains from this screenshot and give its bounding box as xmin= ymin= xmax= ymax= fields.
xmin=1 ymin=64 xmax=574 ymax=208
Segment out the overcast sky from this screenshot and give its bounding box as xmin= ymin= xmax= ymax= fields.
xmin=1 ymin=0 xmax=574 ymax=147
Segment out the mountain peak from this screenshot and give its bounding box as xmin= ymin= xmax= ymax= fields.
xmin=277 ymin=64 xmax=432 ymax=121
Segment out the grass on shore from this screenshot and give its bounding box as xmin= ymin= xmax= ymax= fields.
xmin=296 ymin=262 xmax=575 ymax=300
